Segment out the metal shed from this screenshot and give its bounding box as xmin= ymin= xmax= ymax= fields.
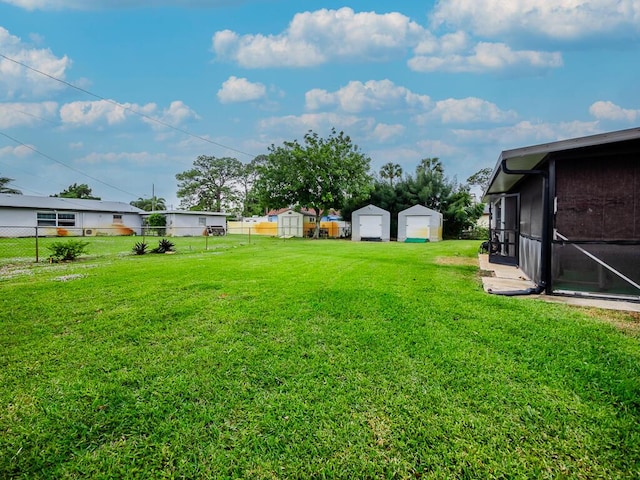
xmin=397 ymin=205 xmax=443 ymax=242
xmin=351 ymin=204 xmax=391 ymax=242
xmin=483 ymin=127 xmax=640 ymax=302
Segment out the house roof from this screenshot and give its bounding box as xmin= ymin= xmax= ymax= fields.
xmin=0 ymin=194 xmax=144 ymax=213
xmin=268 ymin=207 xmax=317 ymax=216
xmin=141 ymin=210 xmax=228 ymax=216
xmin=483 ymin=127 xmax=640 ymax=201
xmin=353 ymin=204 xmax=390 ymax=215
xmin=398 ymin=204 xmax=442 ymax=216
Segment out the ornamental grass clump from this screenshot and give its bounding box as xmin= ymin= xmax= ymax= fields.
xmin=132 ymin=241 xmax=148 ymax=255
xmin=151 ymin=238 xmax=175 ymax=254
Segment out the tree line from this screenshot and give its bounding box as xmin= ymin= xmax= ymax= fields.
xmin=172 ymin=129 xmax=488 ymax=239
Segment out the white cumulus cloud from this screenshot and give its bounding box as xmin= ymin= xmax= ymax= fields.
xmin=217 ymin=76 xmax=267 ymax=104
xmin=0 ymin=101 xmax=58 ymax=128
xmin=59 ymin=99 xmax=195 ymax=129
xmin=418 ymin=97 xmax=518 ymax=124
xmin=453 ymin=120 xmax=601 ymax=147
xmin=409 ymin=41 xmax=562 ymax=73
xmin=431 ymin=0 xmax=640 ymax=40
xmin=0 ymin=144 xmax=35 ymax=158
xmin=306 ymin=80 xmax=432 ymax=113
xmin=213 ymin=7 xmax=567 ymax=74
xmin=213 ymin=7 xmax=425 ymax=68
xmin=589 ymin=100 xmax=640 ymax=122
xmin=142 ymin=100 xmax=200 ymax=130
xmin=370 ymin=123 xmax=405 ymax=143
xmin=0 ymin=27 xmax=71 ymax=99
xmin=59 ymin=100 xmax=145 ymax=126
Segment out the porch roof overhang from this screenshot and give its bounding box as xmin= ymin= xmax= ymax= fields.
xmin=482 ymin=127 xmax=640 ymax=201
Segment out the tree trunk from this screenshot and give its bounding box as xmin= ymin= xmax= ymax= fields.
xmin=313 ymin=207 xmax=322 ymax=239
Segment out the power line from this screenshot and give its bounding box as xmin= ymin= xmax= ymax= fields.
xmin=0 ymin=52 xmax=256 ymax=159
xmin=0 ymin=130 xmax=142 ymax=199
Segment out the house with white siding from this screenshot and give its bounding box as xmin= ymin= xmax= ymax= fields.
xmin=0 ymin=194 xmax=144 ymax=237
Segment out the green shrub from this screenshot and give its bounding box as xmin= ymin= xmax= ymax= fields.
xmin=460 ymin=226 xmax=489 ymax=240
xmin=132 ymin=241 xmax=148 ymax=255
xmin=47 ymin=239 xmax=89 ymax=262
xmin=146 ymin=213 xmax=166 ymax=236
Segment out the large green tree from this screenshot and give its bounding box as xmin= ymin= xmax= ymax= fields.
xmin=130 ymin=196 xmax=166 ymax=211
xmin=176 ymin=156 xmax=243 ymax=212
xmin=0 ymin=176 xmax=21 ymax=194
xmin=52 ymin=183 xmax=100 ymax=200
xmin=255 ymin=129 xmax=372 ymax=238
xmin=442 ymin=188 xmax=485 ymax=238
xmin=466 ymin=167 xmax=493 ymax=193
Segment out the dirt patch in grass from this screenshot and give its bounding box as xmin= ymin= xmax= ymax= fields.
xmin=53 ymin=274 xmax=87 ymax=282
xmin=435 ymin=256 xmax=478 ymax=267
xmin=0 ymin=264 xmax=34 ymax=280
xmin=579 ymin=308 xmax=640 ymax=338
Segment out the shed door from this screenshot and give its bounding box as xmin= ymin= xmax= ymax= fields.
xmin=406 ymin=215 xmax=430 ymax=239
xmin=360 ymin=214 xmax=382 ymax=239
xmin=281 ymin=215 xmax=299 ymax=236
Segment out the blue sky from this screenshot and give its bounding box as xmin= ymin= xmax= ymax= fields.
xmin=1 ymin=0 xmax=639 ymax=208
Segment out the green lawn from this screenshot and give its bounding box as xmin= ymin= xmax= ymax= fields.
xmin=1 ymin=238 xmax=639 ymax=478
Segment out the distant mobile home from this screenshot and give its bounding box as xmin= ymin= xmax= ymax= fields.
xmin=397 ymin=205 xmax=443 ymax=242
xmin=483 ymin=127 xmax=640 ymax=302
xmin=142 ymin=211 xmax=228 ymax=236
xmin=351 ymin=204 xmax=391 ymax=242
xmin=0 ymin=194 xmax=143 ymax=237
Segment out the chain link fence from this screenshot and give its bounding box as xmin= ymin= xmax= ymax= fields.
xmin=0 ymin=226 xmax=257 ymax=265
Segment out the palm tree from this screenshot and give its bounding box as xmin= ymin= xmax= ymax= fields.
xmin=130 ymin=196 xmax=166 ymax=211
xmin=417 ymin=157 xmax=444 ymax=176
xmin=0 ymin=176 xmax=22 ymax=194
xmin=379 ymin=162 xmax=403 ymax=187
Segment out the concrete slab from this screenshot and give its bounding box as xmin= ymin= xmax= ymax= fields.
xmin=478 ymin=254 xmax=640 ymax=313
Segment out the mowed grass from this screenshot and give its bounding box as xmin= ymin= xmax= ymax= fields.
xmin=1 ymin=238 xmax=639 ymax=478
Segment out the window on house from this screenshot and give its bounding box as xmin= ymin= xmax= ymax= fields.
xmin=198 ymin=217 xmax=206 ymax=226
xmin=37 ymin=212 xmax=76 ymax=227
xmin=37 ymin=212 xmax=56 ymax=226
xmin=113 ymin=214 xmax=123 ymax=224
xmin=58 ymin=213 xmax=76 ymax=226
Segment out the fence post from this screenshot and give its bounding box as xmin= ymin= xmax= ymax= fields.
xmin=35 ymin=226 xmax=39 ymax=263
xmin=249 ymin=226 xmax=251 ymax=244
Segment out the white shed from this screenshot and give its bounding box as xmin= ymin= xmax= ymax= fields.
xmin=143 ymin=210 xmax=228 ymax=236
xmin=351 ymin=204 xmax=390 ymax=242
xmin=397 ymin=205 xmax=443 ymax=242
xmin=276 ymin=208 xmax=316 ymax=237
